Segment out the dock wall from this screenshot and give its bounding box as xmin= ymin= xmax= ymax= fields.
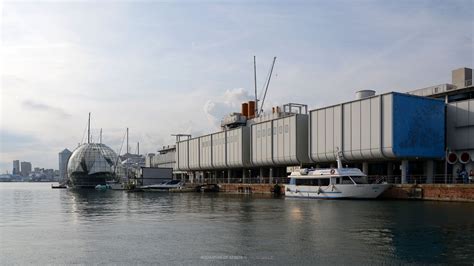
xmin=381 ymin=184 xmax=474 ymax=202
xmin=218 ymin=183 xmax=474 ymax=202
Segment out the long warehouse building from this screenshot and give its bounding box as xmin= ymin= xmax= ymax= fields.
xmin=150 ymin=67 xmax=473 ymax=184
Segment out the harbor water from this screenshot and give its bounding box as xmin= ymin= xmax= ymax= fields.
xmin=1 ymin=183 xmax=474 ymax=265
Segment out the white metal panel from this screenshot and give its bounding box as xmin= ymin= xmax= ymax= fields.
xmin=177 ymin=141 xmax=189 ymax=171
xmin=316 ymin=110 xmax=325 ymax=161
xmin=252 ymin=122 xmax=273 ymax=166
xmin=188 ymin=138 xmax=200 ymax=170
xmin=264 ymin=121 xmax=273 ymax=165
xmin=360 ymin=98 xmax=371 ymax=159
xmin=325 ymin=108 xmax=334 ymax=161
xmin=212 ymin=132 xmax=226 ymax=168
xmin=370 ymin=96 xmax=382 ymax=158
xmin=289 ymin=116 xmax=297 ymax=162
xmin=333 ymin=105 xmax=342 ymax=160
xmin=226 ymin=127 xmax=251 ymax=167
xmin=275 ymin=119 xmax=285 ymax=164
xmin=310 ymin=106 xmax=342 ymax=162
xmin=351 ymin=101 xmax=362 ymax=159
xmin=283 ymin=118 xmax=291 ymax=163
xmin=342 ymin=104 xmax=352 ymax=159
xmin=226 ymin=128 xmax=239 ymax=167
xmin=199 ymin=135 xmax=213 ymax=169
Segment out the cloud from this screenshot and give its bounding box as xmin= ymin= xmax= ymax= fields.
xmin=22 ymin=100 xmax=71 ymax=118
xmin=203 ymin=88 xmax=253 ymax=128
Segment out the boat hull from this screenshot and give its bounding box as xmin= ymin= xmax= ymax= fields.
xmin=284 ymin=184 xmax=391 ymax=199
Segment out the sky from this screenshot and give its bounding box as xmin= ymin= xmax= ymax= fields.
xmin=0 ymin=0 xmax=473 ymax=173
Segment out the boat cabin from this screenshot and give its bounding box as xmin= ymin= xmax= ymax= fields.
xmin=289 ymin=168 xmax=368 ymax=186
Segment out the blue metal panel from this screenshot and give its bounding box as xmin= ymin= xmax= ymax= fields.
xmin=392 ymin=93 xmax=445 ymax=158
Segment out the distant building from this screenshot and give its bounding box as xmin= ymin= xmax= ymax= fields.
xmin=20 ymin=162 xmax=32 ymax=177
xmin=12 ymin=160 xmax=20 ymax=175
xmin=58 ymin=148 xmax=72 ymax=181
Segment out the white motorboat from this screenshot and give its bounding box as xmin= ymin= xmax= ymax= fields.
xmin=285 ymin=152 xmax=391 ymax=199
xmin=140 ymin=180 xmax=185 ymax=192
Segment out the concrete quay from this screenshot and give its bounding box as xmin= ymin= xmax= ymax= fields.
xmin=215 ymin=183 xmax=474 ymax=202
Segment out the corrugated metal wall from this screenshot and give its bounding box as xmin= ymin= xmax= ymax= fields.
xmin=188 ymin=138 xmax=200 ymax=170
xmin=226 ymin=127 xmax=251 ymax=168
xmin=251 ymin=114 xmax=309 ymax=166
xmin=309 ymin=92 xmax=445 ymax=162
xmin=447 ymin=99 xmax=474 ymax=151
xmin=199 ymin=135 xmax=212 ymax=169
xmin=212 ymin=132 xmax=227 ymax=168
xmin=177 ymin=141 xmax=189 ymax=170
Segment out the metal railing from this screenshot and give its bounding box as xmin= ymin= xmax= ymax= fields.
xmin=367 ymin=174 xmax=473 ymax=185
xmin=189 ymin=174 xmax=474 ymax=185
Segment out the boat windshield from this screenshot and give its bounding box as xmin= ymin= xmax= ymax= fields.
xmin=350 ymin=176 xmax=368 ymax=184
xmin=290 ymin=178 xmax=330 ymax=186
xmin=341 ymin=176 xmax=354 ymax=184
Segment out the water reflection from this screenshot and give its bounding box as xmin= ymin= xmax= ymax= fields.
xmin=2 ymin=183 xmax=474 ymax=265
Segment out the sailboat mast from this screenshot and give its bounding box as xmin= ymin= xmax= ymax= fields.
xmin=100 ymin=128 xmax=102 ymax=144
xmin=88 ymin=112 xmax=91 ymax=144
xmin=126 ymin=128 xmax=129 ymax=154
xmin=137 ymin=142 xmax=139 ymax=155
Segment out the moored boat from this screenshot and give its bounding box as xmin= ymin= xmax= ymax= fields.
xmin=285 ymin=151 xmax=390 ymax=199
xmin=140 ymin=180 xmax=185 ymax=192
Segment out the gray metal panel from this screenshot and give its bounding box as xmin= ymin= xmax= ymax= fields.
xmin=310 ymin=106 xmax=342 ymax=162
xmin=370 ymin=96 xmax=382 ymax=158
xmin=360 ymin=98 xmax=371 ymax=159
xmin=177 ymin=141 xmax=189 ymax=171
xmin=310 ymin=93 xmax=396 ymax=163
xmin=226 ymin=127 xmax=251 ymax=168
xmin=381 ymin=94 xmax=394 ymax=157
xmin=275 ymin=119 xmax=284 ymax=164
xmin=342 ymin=104 xmax=352 ymax=159
xmin=350 ymin=101 xmax=362 ymax=160
xmin=212 ymin=132 xmax=226 ymax=168
xmin=200 ymin=135 xmax=213 ymax=169
xmin=252 ymin=114 xmax=309 ymax=166
xmin=447 ymin=99 xmax=474 ymax=151
xmin=296 ymin=114 xmax=311 ymax=164
xmin=188 ymin=138 xmax=200 ymax=170
xmin=325 ymin=107 xmax=334 ymax=161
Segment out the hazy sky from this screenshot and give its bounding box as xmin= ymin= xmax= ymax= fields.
xmin=0 ymin=0 xmax=473 ymax=173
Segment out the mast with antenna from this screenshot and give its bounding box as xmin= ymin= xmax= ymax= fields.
xmin=259 ymin=57 xmax=277 ymax=115
xmin=126 ymin=128 xmax=129 ymax=154
xmin=137 ymin=142 xmax=140 ymax=155
xmin=87 ymin=112 xmax=91 ymax=144
xmin=100 ymin=128 xmax=102 ymax=144
xmin=254 ymin=56 xmax=258 ymax=118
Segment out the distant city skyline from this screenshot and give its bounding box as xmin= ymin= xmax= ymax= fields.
xmin=4 ymin=159 xmax=57 ymax=176
xmin=1 ymin=0 xmax=473 ymax=173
